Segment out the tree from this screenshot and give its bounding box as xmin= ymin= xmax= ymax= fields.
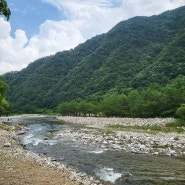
xmin=0 ymin=78 xmax=9 ymax=115
xmin=101 ymin=93 xmax=128 ymax=117
xmin=176 ymin=104 xmax=185 ymax=120
xmin=0 ymin=0 xmax=11 ymax=20
xmin=0 ymin=0 xmax=10 ymax=115
xmin=0 ymin=79 xmax=8 ymax=100
xmin=161 ymin=76 xmax=185 ymax=116
xmin=139 ymin=84 xmax=165 ymax=117
xmin=0 ymin=98 xmax=9 ymax=115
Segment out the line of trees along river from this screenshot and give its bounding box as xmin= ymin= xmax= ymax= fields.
xmin=57 ymin=75 xmax=185 ymax=119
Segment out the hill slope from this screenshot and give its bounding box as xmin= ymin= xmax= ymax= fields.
xmin=3 ymin=6 xmax=185 ymax=113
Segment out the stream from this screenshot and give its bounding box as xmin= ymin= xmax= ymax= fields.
xmin=5 ymin=115 xmax=185 ymax=185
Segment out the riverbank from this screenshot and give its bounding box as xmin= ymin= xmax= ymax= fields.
xmin=0 ymin=116 xmax=185 ymax=185
xmin=57 ymin=116 xmax=176 ymax=127
xmin=0 ymin=125 xmax=103 ymax=185
xmin=57 ymin=116 xmax=185 ymax=156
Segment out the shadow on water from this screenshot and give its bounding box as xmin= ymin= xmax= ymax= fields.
xmin=6 ymin=116 xmax=185 ymax=185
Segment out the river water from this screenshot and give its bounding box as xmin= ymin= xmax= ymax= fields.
xmin=6 ymin=116 xmax=185 ymax=185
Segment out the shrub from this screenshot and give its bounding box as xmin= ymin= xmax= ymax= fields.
xmin=176 ymin=104 xmax=185 ymax=120
xmin=166 ymin=119 xmax=185 ymax=127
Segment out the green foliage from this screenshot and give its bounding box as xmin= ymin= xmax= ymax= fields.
xmin=100 ymin=94 xmax=128 ymax=117
xmin=57 ymin=100 xmax=100 ymax=116
xmin=57 ymin=77 xmax=185 ymax=118
xmin=0 ymin=0 xmax=11 ymax=20
xmin=109 ymin=124 xmax=185 ymax=134
xmin=35 ymin=108 xmax=55 ymax=115
xmin=166 ymin=120 xmax=185 ymax=127
xmin=105 ymin=129 xmax=115 ymax=135
xmin=0 ymin=98 xmax=9 ymax=115
xmin=0 ymin=78 xmax=9 ymax=115
xmin=0 ymin=78 xmax=8 ymax=101
xmin=3 ymin=6 xmax=185 ymax=115
xmin=176 ymin=104 xmax=185 ymax=120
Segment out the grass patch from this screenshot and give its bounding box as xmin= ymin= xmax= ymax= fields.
xmin=105 ymin=129 xmax=115 ymax=135
xmin=96 ymin=128 xmax=115 ymax=135
xmin=108 ymin=123 xmax=185 ymax=134
xmin=166 ymin=119 xmax=185 ymax=127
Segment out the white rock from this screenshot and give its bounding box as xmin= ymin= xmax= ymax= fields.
xmin=139 ymin=144 xmax=146 ymax=150
xmin=4 ymin=143 xmax=11 ymax=147
xmin=168 ymin=150 xmax=177 ymax=156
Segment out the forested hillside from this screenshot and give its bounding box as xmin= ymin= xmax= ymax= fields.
xmin=3 ymin=6 xmax=185 ymax=116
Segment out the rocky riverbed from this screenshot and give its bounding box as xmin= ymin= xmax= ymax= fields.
xmin=57 ymin=116 xmax=176 ymax=127
xmin=1 ymin=116 xmax=185 ymax=185
xmin=0 ymin=120 xmax=104 ymax=185
xmin=57 ymin=116 xmax=185 ymax=156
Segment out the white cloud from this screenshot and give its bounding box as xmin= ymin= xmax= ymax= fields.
xmin=0 ymin=0 xmax=185 ymax=74
xmin=0 ymin=19 xmax=29 ymax=74
xmin=0 ymin=18 xmax=85 ymax=74
xmin=28 ymin=19 xmax=84 ymax=55
xmin=122 ymin=0 xmax=185 ymax=17
xmin=0 ymin=18 xmax=11 ymax=39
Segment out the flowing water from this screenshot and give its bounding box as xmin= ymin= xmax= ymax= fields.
xmin=5 ymin=116 xmax=185 ymax=185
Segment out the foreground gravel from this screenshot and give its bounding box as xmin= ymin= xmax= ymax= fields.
xmin=0 ymin=126 xmax=104 ymax=185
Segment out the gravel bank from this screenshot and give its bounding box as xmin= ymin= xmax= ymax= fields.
xmin=57 ymin=116 xmax=176 ymax=128
xmin=57 ymin=116 xmax=185 ymax=156
xmin=0 ymin=126 xmax=104 ymax=185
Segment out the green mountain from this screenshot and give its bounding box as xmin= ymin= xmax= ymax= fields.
xmin=3 ymin=6 xmax=185 ymax=113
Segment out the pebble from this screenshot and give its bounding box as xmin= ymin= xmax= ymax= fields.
xmin=17 ymin=130 xmax=27 ymax=135
xmin=3 ymin=143 xmax=11 ymax=147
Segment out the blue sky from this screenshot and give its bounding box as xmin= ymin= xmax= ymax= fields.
xmin=1 ymin=0 xmax=185 ymax=74
xmin=7 ymin=0 xmax=61 ymax=38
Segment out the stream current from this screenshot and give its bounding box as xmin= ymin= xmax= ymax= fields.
xmin=6 ymin=116 xmax=185 ymax=185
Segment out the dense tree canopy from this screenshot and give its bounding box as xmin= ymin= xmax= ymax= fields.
xmin=57 ymin=76 xmax=185 ymax=118
xmin=0 ymin=0 xmax=11 ymax=20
